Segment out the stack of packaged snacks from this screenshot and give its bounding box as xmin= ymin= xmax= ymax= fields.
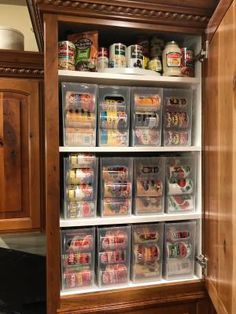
xmin=134 ymin=157 xmax=165 ymax=215
xmin=131 ymin=87 xmax=163 ymax=146
xmin=166 ymin=155 xmax=196 ymax=213
xmin=97 ymin=226 xmax=130 ymax=286
xmin=132 ymin=223 xmax=163 ymax=282
xmin=61 ymin=82 xmax=97 ymax=146
xmin=61 ymin=227 xmax=95 ymax=291
xmin=163 ymin=89 xmax=193 ymax=146
xmin=98 ymin=86 xmax=130 ymax=146
xmin=164 ymin=221 xmax=196 ymax=279
xmin=63 ymin=154 xmax=98 ymax=219
xmin=100 ymin=157 xmax=132 ymax=217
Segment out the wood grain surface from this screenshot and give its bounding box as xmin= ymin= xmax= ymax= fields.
xmin=204 ymin=1 xmax=236 ymax=314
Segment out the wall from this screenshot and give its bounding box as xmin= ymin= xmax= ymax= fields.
xmin=0 ymin=3 xmax=38 ymax=51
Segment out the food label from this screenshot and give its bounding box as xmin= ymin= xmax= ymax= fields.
xmin=166 ymin=52 xmax=181 ymax=67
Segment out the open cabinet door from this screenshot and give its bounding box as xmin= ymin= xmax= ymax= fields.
xmin=204 ymin=1 xmax=236 ymax=314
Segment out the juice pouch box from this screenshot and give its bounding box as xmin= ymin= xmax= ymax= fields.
xmin=68 ymin=31 xmax=98 ymax=72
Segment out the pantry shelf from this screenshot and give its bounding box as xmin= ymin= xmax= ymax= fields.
xmin=58 ymin=70 xmax=200 ymax=88
xmin=60 ymin=276 xmax=200 ymax=296
xmin=60 ymin=212 xmax=201 ymax=228
xmin=59 ymin=146 xmax=201 ymax=153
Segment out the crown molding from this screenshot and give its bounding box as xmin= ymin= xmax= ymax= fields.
xmin=27 ymin=0 xmax=219 ymax=52
xmin=0 ymin=50 xmax=43 ymax=78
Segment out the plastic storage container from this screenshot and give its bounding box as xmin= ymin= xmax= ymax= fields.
xmin=61 ymin=227 xmax=95 ymax=291
xmin=98 ymin=86 xmax=130 ymax=146
xmin=100 ymin=157 xmax=133 ymax=217
xmin=134 ymin=157 xmax=165 ymax=215
xmin=164 ymin=221 xmax=196 ymax=279
xmin=63 ymin=153 xmax=98 ymax=218
xmin=61 ymin=83 xmax=97 ymax=146
xmin=131 ymin=223 xmax=163 ymax=282
xmin=97 ymin=225 xmax=130 ymax=286
xmin=131 ymin=87 xmax=163 ymax=146
xmin=165 ymin=155 xmax=196 ymax=213
xmin=163 ymin=89 xmax=193 ymax=146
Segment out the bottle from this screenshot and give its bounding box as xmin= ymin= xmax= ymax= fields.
xmin=162 ymin=41 xmax=181 ymax=76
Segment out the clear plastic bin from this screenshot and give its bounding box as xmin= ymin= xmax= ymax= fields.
xmin=100 ymin=157 xmax=133 ymax=217
xmin=131 ymin=223 xmax=163 ymax=282
xmin=98 ymin=86 xmax=130 ymax=146
xmin=61 ymin=82 xmax=97 ymax=146
xmin=163 ymin=89 xmax=193 ymax=146
xmin=63 ymin=154 xmax=98 ymax=219
xmin=131 ymin=87 xmax=163 ymax=146
xmin=165 ymin=155 xmax=196 ymax=213
xmin=164 ymin=221 xmax=196 ymax=279
xmin=97 ymin=225 xmax=130 ymax=286
xmin=134 ymin=157 xmax=165 ymax=215
xmin=61 ymin=227 xmax=95 ymax=290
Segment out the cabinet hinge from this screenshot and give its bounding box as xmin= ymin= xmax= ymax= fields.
xmin=195 ymin=40 xmax=209 ymax=62
xmin=196 ymin=254 xmax=208 ymax=276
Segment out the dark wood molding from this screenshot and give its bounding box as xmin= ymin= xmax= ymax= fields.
xmin=27 ymin=0 xmax=220 ymax=51
xmin=0 ymin=50 xmax=43 ymax=79
xmin=59 ymin=280 xmax=207 ymax=313
xmin=206 ymin=0 xmax=234 ymax=42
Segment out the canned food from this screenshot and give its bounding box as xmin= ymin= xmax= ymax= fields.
xmin=126 ymin=44 xmax=143 ymax=68
xmin=58 ymin=41 xmax=75 ymax=70
xmin=181 ymin=48 xmax=194 ymax=77
xmin=109 ymin=43 xmax=127 ymax=68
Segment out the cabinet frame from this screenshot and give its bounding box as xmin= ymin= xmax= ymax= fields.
xmin=43 ymin=11 xmax=205 ymax=313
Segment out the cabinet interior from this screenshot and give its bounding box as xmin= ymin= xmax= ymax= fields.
xmin=57 ymin=19 xmax=203 ymax=296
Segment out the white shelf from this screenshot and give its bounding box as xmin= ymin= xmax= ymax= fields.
xmin=61 ymin=276 xmax=200 ymax=296
xmin=59 ymin=146 xmax=201 ymax=153
xmin=59 ymin=70 xmax=200 ymax=88
xmin=60 ymin=212 xmax=201 ymax=228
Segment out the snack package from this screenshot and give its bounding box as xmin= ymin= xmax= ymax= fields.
xmin=68 ymin=31 xmax=98 ymax=71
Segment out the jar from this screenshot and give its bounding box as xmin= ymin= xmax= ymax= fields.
xmin=148 ymin=57 xmax=162 ymax=74
xmin=97 ymin=47 xmax=109 ymax=71
xmin=162 ymin=41 xmax=181 ymax=76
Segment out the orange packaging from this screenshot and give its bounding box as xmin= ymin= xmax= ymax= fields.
xmin=68 ymin=31 xmax=98 ymax=72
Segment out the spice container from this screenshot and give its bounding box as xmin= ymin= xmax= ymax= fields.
xmin=148 ymin=57 xmax=162 ymax=74
xmin=97 ymin=47 xmax=109 ymax=72
xmin=162 ymin=41 xmax=181 ymax=76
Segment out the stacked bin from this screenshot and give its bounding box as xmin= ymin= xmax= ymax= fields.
xmin=97 ymin=226 xmax=130 ymax=286
xmin=131 ymin=87 xmax=163 ymax=146
xmin=61 ymin=82 xmax=97 ymax=146
xmin=61 ymin=227 xmax=95 ymax=291
xmin=132 ymin=223 xmax=163 ymax=282
xmin=163 ymin=89 xmax=193 ymax=146
xmin=134 ymin=157 xmax=165 ymax=215
xmin=100 ymin=157 xmax=133 ymax=217
xmin=164 ymin=221 xmax=196 ymax=279
xmin=63 ymin=153 xmax=98 ymax=218
xmin=165 ymin=155 xmax=196 ymax=213
xmin=98 ymin=86 xmax=130 ymax=146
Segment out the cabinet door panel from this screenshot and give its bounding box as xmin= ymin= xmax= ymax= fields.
xmin=204 ymin=1 xmax=236 ymax=314
xmin=0 ymin=79 xmax=40 ymax=231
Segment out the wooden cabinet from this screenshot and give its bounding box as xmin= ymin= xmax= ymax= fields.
xmin=27 ymin=0 xmax=235 ymax=313
xmin=0 ymin=51 xmax=43 ymax=232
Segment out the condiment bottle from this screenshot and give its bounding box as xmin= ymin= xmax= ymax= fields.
xmin=162 ymin=41 xmax=181 ymax=76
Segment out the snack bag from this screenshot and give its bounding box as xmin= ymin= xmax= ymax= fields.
xmin=68 ymin=31 xmax=98 ymax=71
